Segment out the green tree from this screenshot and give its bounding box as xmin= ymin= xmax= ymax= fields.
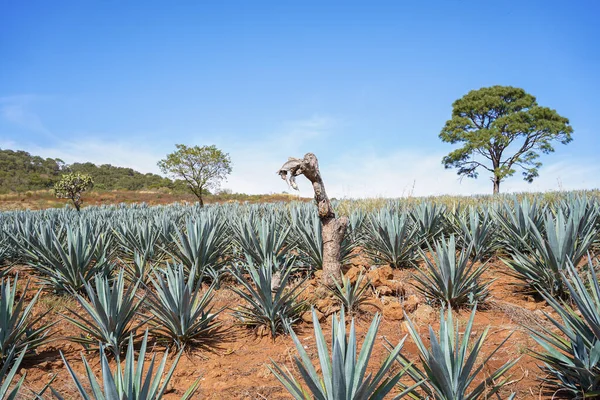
xmin=439 ymin=86 xmax=573 ymax=194
xmin=158 ymin=144 xmax=232 ymax=206
xmin=54 ymin=172 xmax=94 ymax=211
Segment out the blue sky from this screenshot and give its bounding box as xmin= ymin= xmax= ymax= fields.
xmin=1 ymin=0 xmax=598 ymax=197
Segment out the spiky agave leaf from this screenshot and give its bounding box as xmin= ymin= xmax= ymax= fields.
xmin=146 ymin=263 xmax=222 ymax=349
xmin=0 ymin=346 xmax=27 ymax=400
xmin=229 ymin=258 xmax=306 ymax=338
xmin=56 ymin=331 xmax=200 ymax=400
xmin=269 ymin=309 xmax=417 ymax=400
xmin=64 ymin=269 xmax=145 ymax=354
xmin=413 ymin=235 xmax=491 ymax=308
xmin=529 ymin=257 xmax=600 ymax=398
xmin=327 ymin=272 xmax=372 ymax=314
xmin=392 ymin=307 xmax=518 ymax=399
xmin=0 ymin=275 xmax=54 ymax=366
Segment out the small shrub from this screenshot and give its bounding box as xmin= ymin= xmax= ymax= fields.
xmin=53 ymin=172 xmax=94 ymax=211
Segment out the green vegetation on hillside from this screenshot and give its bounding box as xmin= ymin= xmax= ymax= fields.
xmin=0 ymin=148 xmax=179 ymax=193
xmin=69 ymin=162 xmax=174 ymax=191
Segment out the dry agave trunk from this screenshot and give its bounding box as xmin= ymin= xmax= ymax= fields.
xmin=277 ymin=153 xmax=348 ymax=286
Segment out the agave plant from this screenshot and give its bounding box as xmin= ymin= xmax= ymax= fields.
xmin=229 ymin=258 xmax=306 ymax=338
xmin=413 ymin=235 xmax=490 ymax=308
xmin=270 ymin=309 xmax=417 ymax=400
xmin=113 ymin=218 xmax=164 ymax=263
xmin=454 ymin=207 xmax=497 ymax=261
xmin=0 ymin=346 xmax=27 ymax=400
xmin=0 ymin=233 xmax=14 ymax=278
xmin=146 ymin=263 xmax=221 ymax=348
xmin=504 ymin=209 xmax=597 ymax=298
xmin=0 ymin=275 xmax=54 ymax=366
xmin=16 ymin=222 xmax=113 ymax=292
xmin=230 ymin=212 xmax=293 ymax=265
xmin=364 ymin=208 xmax=420 ymax=268
xmin=393 ymin=307 xmax=518 ymax=399
xmin=495 ymin=197 xmax=546 ymax=254
xmin=65 ymin=270 xmax=144 ymax=354
xmin=529 ymin=257 xmax=600 ymax=398
xmin=170 ymin=215 xmax=229 ymax=279
xmin=559 ymin=193 xmax=599 ymax=235
xmin=327 ymin=272 xmax=372 ymax=314
xmin=410 ymin=202 xmax=447 ymax=245
xmin=56 ymin=331 xmax=200 ymax=400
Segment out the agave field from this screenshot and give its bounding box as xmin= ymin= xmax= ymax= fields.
xmin=0 ymin=191 xmax=599 ymax=399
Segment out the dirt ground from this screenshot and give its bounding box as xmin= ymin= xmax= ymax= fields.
xmin=8 ymin=254 xmax=560 ymax=400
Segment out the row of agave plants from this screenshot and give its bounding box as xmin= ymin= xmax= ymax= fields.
xmin=3 ymin=194 xmax=599 ymax=291
xmin=0 ymin=194 xmax=597 ymax=398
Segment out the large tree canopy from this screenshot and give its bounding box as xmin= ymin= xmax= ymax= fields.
xmin=158 ymin=144 xmax=232 ymax=206
xmin=439 ymin=86 xmax=573 ymax=193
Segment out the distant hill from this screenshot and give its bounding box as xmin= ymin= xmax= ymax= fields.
xmin=0 ymin=148 xmax=177 ymax=193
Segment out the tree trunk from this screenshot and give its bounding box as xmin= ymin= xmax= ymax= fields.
xmin=493 ymin=177 xmax=501 ymax=194
xmin=321 ymin=217 xmax=347 ymax=285
xmin=72 ymin=194 xmax=81 ymax=212
xmin=277 ymin=153 xmax=348 ymax=286
xmin=195 ymin=187 xmax=204 ymax=207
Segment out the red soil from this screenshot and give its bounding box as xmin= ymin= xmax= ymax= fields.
xmin=13 ymin=259 xmax=553 ymax=399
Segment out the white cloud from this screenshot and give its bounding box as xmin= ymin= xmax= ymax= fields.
xmin=0 ymin=95 xmax=52 ymax=136
xmin=325 ymin=149 xmax=600 ymax=198
xmin=222 ymin=115 xmax=337 ymax=197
